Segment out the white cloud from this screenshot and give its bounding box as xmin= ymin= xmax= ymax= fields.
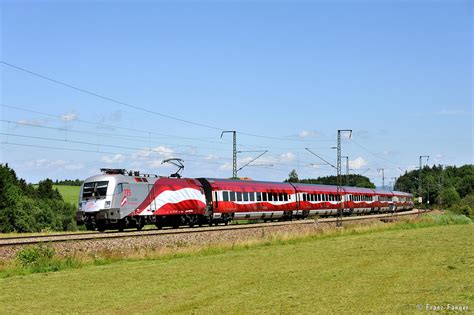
xmin=349 ymin=157 xmax=367 ymax=169
xmin=219 ymin=162 xmax=234 ymax=171
xmin=101 ymin=154 xmax=125 ymax=164
xmin=16 ymin=119 xmax=45 ymax=127
xmin=129 ymin=146 xmax=176 ymax=169
xmin=205 ymin=154 xmax=219 ymax=160
xmin=279 ymin=152 xmax=295 ymax=162
xmin=135 ymin=146 xmax=174 ymax=159
xmin=24 ymin=159 xmax=84 ymax=170
xmin=151 ymin=146 xmax=174 ymax=158
xmin=63 ymin=163 xmax=85 ymax=171
xmin=298 ymin=130 xmax=319 ymax=138
xmin=61 ymin=112 xmax=78 ymax=121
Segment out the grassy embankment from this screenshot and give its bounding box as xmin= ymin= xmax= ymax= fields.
xmin=53 ymin=185 xmax=80 ymax=205
xmin=0 ymin=214 xmax=472 ymax=313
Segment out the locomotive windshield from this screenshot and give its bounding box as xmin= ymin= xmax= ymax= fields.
xmin=82 ymin=181 xmax=109 ymax=199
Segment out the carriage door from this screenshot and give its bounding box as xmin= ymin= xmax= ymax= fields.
xmin=148 ymin=184 xmax=156 ymax=213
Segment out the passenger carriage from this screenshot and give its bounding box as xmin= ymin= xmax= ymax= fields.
xmin=76 ymin=169 xmax=415 ymax=231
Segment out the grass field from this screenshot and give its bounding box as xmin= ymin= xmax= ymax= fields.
xmin=53 ymin=185 xmax=80 ymax=205
xmin=0 ymin=223 xmax=472 ymax=313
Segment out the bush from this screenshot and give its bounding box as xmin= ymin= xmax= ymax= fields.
xmin=16 ymin=244 xmax=56 ymax=271
xmin=14 ymin=244 xmax=81 ymax=274
xmin=438 ymin=187 xmax=461 ymax=208
xmin=448 ymin=204 xmax=473 ymax=219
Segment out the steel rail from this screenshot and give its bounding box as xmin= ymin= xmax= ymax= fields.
xmin=0 ymin=209 xmax=423 ymax=247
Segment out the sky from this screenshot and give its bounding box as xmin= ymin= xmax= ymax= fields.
xmin=0 ymin=0 xmax=472 ymax=188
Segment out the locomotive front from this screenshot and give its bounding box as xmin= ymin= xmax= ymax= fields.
xmin=76 ymin=172 xmax=121 ymax=231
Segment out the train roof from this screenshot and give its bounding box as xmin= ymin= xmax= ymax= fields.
xmin=392 ymin=190 xmax=412 ymax=196
xmin=201 ymin=178 xmax=294 ymax=191
xmin=372 ymin=189 xmax=394 ymax=196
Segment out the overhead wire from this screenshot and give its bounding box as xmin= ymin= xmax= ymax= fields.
xmin=1 ymin=61 xmax=334 ymax=143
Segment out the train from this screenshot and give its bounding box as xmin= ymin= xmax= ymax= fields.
xmin=75 ymin=168 xmax=414 ymax=231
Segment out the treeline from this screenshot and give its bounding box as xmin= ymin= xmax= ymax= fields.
xmin=395 ymin=164 xmax=473 ymax=217
xmin=0 ymin=164 xmax=77 ymax=233
xmin=53 ymin=179 xmax=83 ymax=186
xmin=285 ymin=170 xmax=376 ymax=188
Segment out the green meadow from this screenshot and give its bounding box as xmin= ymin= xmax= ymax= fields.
xmin=0 ymin=216 xmax=472 ymax=314
xmin=53 ymin=185 xmax=80 ymax=205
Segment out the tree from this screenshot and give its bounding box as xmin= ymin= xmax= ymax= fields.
xmin=37 ymin=179 xmax=63 ymax=200
xmin=437 ymin=187 xmax=461 ymax=208
xmin=0 ymin=164 xmax=77 ymax=233
xmin=286 ymin=169 xmax=299 ymax=183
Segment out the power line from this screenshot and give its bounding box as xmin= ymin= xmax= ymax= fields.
xmin=0 ymin=119 xmax=239 ymax=153
xmin=0 ymin=130 xmax=321 ymax=171
xmin=1 ymin=61 xmax=334 ymax=143
xmin=1 ymin=103 xmax=331 ymax=154
xmin=0 ymin=103 xmax=230 ymax=145
xmin=350 ymin=138 xmax=403 ymax=167
xmin=0 ymin=61 xmax=224 ymax=131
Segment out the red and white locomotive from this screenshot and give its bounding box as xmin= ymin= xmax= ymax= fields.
xmin=76 ymin=168 xmax=414 ymax=231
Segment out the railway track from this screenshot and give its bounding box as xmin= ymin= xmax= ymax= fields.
xmin=0 ymin=209 xmax=424 ymax=247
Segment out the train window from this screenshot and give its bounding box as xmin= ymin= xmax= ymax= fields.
xmin=223 ymin=191 xmax=229 ymax=201
xmin=262 ymin=193 xmax=267 ymax=201
xmin=249 ymin=192 xmax=255 ymax=202
xmin=272 ymin=193 xmax=278 ymax=201
xmin=284 ymin=193 xmax=288 ymax=201
xmin=115 ymin=183 xmax=123 ymax=195
xmin=230 ymin=191 xmax=236 ymax=201
xmin=237 ymin=192 xmax=243 ymax=202
xmin=83 ymin=181 xmax=109 ymax=199
xmin=279 ymin=193 xmax=283 ymax=201
xmin=269 ymin=193 xmax=274 ymax=202
xmin=302 ymin=194 xmax=306 ymax=201
xmin=243 ymin=192 xmax=249 ymax=202
xmin=257 ymin=192 xmax=262 ymax=201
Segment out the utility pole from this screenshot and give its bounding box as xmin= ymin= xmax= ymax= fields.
xmin=221 ymin=131 xmax=237 ymax=179
xmin=377 ymin=168 xmax=385 ymax=190
xmin=342 ymin=156 xmax=349 ymax=186
xmin=337 ymin=129 xmax=352 ymax=227
xmin=419 ymin=155 xmax=429 ymax=204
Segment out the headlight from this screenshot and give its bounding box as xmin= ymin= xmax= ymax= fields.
xmin=105 ymin=201 xmax=111 ymax=209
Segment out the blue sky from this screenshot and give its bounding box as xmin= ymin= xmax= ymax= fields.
xmin=0 ymin=0 xmax=472 ymax=187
